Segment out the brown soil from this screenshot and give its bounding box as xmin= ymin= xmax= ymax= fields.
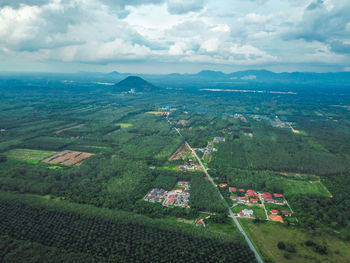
xmin=43 ymin=150 xmax=94 ymax=166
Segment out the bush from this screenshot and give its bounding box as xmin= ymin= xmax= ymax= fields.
xmin=285 ymin=243 xmax=296 ymax=253
xmin=277 ymin=241 xmax=286 ymax=250
xmin=305 ymin=240 xmax=316 ymax=247
xmin=283 ymin=253 xmax=291 ymax=259
xmin=0 ymin=154 xmax=7 ymax=163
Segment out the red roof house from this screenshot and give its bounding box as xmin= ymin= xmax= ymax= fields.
xmin=250 ymin=198 xmax=259 ymax=203
xmin=273 ymin=193 xmax=283 ymax=198
xmin=239 ymin=189 xmax=245 ymax=192
xmin=229 ymin=187 xmax=237 ymax=192
xmin=271 ymin=209 xmax=279 ymax=215
xmin=219 ymin=183 xmax=228 ymax=187
xmin=247 ymin=190 xmax=258 ymax=197
xmin=262 ymin=192 xmax=272 ymax=199
xmin=230 ymin=196 xmax=238 ymax=200
xmin=281 ymin=210 xmax=292 ymax=216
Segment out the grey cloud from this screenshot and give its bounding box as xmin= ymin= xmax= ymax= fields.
xmin=0 ymin=0 xmax=48 ymax=8
xmin=330 ymin=40 xmax=350 ymax=54
xmin=166 ymin=0 xmax=205 ymax=14
xmin=285 ymin=0 xmax=350 ymax=54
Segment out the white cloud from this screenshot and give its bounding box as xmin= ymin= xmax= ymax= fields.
xmin=0 ymin=0 xmax=349 ymax=72
xmin=238 ymin=13 xmax=272 ymax=24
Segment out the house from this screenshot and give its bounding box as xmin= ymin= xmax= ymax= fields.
xmin=240 ymin=209 xmax=254 ymax=217
xmin=213 ymin=137 xmax=225 ymax=142
xmin=281 ymin=210 xmax=292 ymax=217
xmin=271 ymin=209 xmax=279 ymax=215
xmin=230 ymin=196 xmax=238 ymax=200
xmin=195 ymin=219 xmax=205 ymax=227
xmin=239 ymin=189 xmax=245 ymax=192
xmin=237 ymin=201 xmax=245 ymax=205
xmin=262 ymin=192 xmax=272 ymax=199
xmin=174 ymin=189 xmax=183 ymax=193
xmin=219 ymin=183 xmax=228 ymax=187
xmin=229 ymin=187 xmax=237 ymax=192
xmin=273 ymin=193 xmax=283 ymax=198
xmin=247 ymin=190 xmax=258 ymax=197
xmin=239 ymin=196 xmax=249 ymax=202
xmin=250 ymin=198 xmax=259 ymax=203
xmin=167 ymin=198 xmax=175 ymax=205
xmin=178 ymin=165 xmax=187 ymax=171
xmin=269 ymin=214 xmax=284 ymax=223
xmin=265 ymin=198 xmax=275 ymax=203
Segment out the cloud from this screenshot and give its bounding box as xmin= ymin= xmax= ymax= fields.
xmin=286 ymin=0 xmax=350 ymax=54
xmin=238 ymin=13 xmax=272 ymax=24
xmin=166 ymin=0 xmax=205 ymax=14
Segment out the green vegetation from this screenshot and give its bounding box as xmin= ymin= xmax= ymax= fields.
xmin=5 ymin=148 xmax=56 ymax=164
xmin=190 ymin=175 xmax=227 ymax=213
xmin=239 ymin=219 xmax=350 ymax=263
xmin=152 ymin=174 xmax=177 ymax=190
xmin=1 ymin=74 xmax=350 ymax=262
xmin=0 ymin=193 xmax=256 ymax=263
xmin=213 ymin=168 xmax=330 ymax=196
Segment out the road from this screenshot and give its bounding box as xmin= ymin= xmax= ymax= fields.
xmin=174 ymin=127 xmax=263 ymax=263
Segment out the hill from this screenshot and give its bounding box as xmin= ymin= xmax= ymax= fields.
xmin=114 ymin=76 xmax=157 ymax=92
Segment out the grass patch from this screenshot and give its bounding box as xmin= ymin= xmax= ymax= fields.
xmin=282 ymin=179 xmax=330 ymax=196
xmin=6 ymin=149 xmax=57 ymax=164
xmin=116 ymin=123 xmax=133 ymax=128
xmin=239 ymin=219 xmax=350 ymax=263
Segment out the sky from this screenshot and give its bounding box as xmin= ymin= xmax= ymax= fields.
xmin=0 ymin=0 xmax=349 ymax=74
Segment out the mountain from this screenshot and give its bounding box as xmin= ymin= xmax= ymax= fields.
xmin=114 ymin=76 xmax=157 ymax=92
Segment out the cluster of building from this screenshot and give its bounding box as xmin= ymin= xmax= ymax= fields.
xmin=163 ymin=181 xmax=190 ymax=208
xmin=220 ymin=184 xmax=286 ymax=206
xmin=144 ymin=182 xmax=191 ymax=208
xmin=232 ymin=113 xmax=248 ymax=123
xmin=145 ymin=188 xmax=167 ymax=203
xmin=261 ymin=192 xmax=285 ymax=204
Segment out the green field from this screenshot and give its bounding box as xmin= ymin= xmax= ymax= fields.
xmin=116 ymin=123 xmax=133 ymax=128
xmin=282 ymin=179 xmax=331 ymax=197
xmin=6 ymin=149 xmax=57 ymax=164
xmin=239 ymin=219 xmax=350 ymax=263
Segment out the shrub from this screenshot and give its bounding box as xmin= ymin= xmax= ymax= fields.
xmin=277 ymin=241 xmax=286 ymax=250
xmin=285 ymin=243 xmax=296 ymax=253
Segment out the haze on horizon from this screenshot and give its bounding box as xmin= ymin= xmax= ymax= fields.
xmin=0 ymin=0 xmax=350 ymax=74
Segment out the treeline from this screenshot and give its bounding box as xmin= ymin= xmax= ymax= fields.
xmin=0 ymin=236 xmax=102 ymax=263
xmin=0 ymin=197 xmax=256 ymax=263
xmin=190 ymin=175 xmax=227 ymax=213
xmin=288 ymin=174 xmax=350 ymax=240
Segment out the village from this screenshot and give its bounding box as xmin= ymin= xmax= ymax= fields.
xmin=218 ymin=183 xmax=297 ymax=224
xmin=144 ymin=181 xmax=191 ymax=208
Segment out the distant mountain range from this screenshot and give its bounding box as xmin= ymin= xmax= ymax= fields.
xmin=1 ymin=70 xmax=350 ymax=87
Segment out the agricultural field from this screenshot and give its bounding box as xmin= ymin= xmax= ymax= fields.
xmin=5 ymin=148 xmax=57 ymax=164
xmin=43 ymin=150 xmax=94 ymax=166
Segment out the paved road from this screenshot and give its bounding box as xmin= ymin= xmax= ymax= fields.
xmin=174 ymin=127 xmax=263 ymax=263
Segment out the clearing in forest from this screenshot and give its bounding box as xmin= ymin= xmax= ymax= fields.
xmin=6 ymin=149 xmax=57 ymax=164
xmin=168 ymin=143 xmax=190 ymax=161
xmin=116 ymin=123 xmax=133 ymax=128
xmin=43 ymin=150 xmax=94 ymax=166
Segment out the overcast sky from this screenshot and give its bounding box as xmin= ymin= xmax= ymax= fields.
xmin=0 ymin=0 xmax=349 ymax=73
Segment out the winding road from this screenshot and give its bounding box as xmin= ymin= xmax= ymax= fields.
xmin=174 ymin=127 xmax=263 ymax=263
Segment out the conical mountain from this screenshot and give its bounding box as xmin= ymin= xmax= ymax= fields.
xmin=114 ymin=76 xmax=157 ymax=92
